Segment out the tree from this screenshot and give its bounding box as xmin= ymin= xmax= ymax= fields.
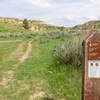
xmin=60 ymin=26 xmax=65 ymax=31
xmin=23 ymin=19 xmax=29 ymax=29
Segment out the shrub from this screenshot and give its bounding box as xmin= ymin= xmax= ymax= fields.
xmin=23 ymin=19 xmax=29 ymax=29
xmin=42 ymin=30 xmax=71 ymax=40
xmin=54 ymin=37 xmax=83 ymax=67
xmin=40 ymin=37 xmax=50 ymax=44
xmin=0 ymin=33 xmax=37 ymax=38
xmin=25 ymin=34 xmax=33 ymax=38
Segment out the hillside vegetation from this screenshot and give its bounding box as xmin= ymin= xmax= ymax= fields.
xmin=0 ymin=17 xmax=69 ymax=33
xmin=0 ymin=17 xmax=99 ymax=100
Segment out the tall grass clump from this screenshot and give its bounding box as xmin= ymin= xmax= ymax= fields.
xmin=54 ymin=36 xmax=83 ymax=67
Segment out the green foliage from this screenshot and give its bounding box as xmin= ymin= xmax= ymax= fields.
xmin=0 ymin=42 xmax=20 ymax=77
xmin=0 ymin=17 xmax=93 ymax=99
xmin=0 ymin=33 xmax=82 ymax=100
xmin=54 ymin=37 xmax=83 ymax=67
xmin=14 ymin=39 xmax=82 ymax=100
xmin=40 ymin=38 xmax=50 ymax=44
xmin=42 ymin=31 xmax=71 ymax=40
xmin=0 ymin=22 xmax=30 ymax=33
xmin=60 ymin=26 xmax=65 ymax=31
xmin=0 ymin=33 xmax=37 ymax=38
xmin=23 ymin=19 xmax=29 ymax=29
xmin=47 ymin=64 xmax=82 ymax=100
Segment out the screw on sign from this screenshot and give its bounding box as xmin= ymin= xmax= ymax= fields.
xmin=82 ymin=29 xmax=100 ymax=100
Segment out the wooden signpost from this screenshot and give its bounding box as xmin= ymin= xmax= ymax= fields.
xmin=82 ymin=29 xmax=100 ymax=100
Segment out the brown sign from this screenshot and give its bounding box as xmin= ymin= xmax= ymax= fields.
xmin=88 ymin=41 xmax=100 ymax=60
xmin=82 ymin=29 xmax=100 ymax=100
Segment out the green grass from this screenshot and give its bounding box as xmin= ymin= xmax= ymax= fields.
xmin=0 ymin=23 xmax=9 ymax=33
xmin=0 ymin=22 xmax=32 ymax=33
xmin=0 ymin=42 xmax=21 ymax=78
xmin=0 ymin=34 xmax=82 ymax=100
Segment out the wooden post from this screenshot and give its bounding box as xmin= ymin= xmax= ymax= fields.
xmin=82 ymin=29 xmax=100 ymax=100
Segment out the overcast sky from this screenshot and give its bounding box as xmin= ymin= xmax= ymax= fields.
xmin=0 ymin=0 xmax=100 ymax=27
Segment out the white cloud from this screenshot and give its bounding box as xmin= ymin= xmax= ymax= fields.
xmin=28 ymin=0 xmax=52 ymax=8
xmin=49 ymin=0 xmax=100 ymax=26
xmin=87 ymin=16 xmax=98 ymax=20
xmin=10 ymin=0 xmax=52 ymax=8
xmin=0 ymin=0 xmax=100 ymax=26
xmin=90 ymin=0 xmax=100 ymax=4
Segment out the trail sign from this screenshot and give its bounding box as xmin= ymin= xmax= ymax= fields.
xmin=82 ymin=30 xmax=100 ymax=100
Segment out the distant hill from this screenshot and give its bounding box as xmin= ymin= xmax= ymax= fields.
xmin=66 ymin=20 xmax=100 ymax=35
xmin=73 ymin=20 xmax=100 ymax=30
xmin=0 ymin=17 xmax=68 ymax=33
xmin=0 ymin=17 xmax=46 ymax=25
xmin=0 ymin=17 xmax=22 ymax=24
xmin=0 ymin=17 xmax=100 ymax=34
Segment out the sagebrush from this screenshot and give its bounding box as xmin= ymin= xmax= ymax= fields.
xmin=54 ymin=36 xmax=83 ymax=67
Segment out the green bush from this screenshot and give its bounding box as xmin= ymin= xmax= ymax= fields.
xmin=23 ymin=19 xmax=29 ymax=29
xmin=54 ymin=37 xmax=83 ymax=67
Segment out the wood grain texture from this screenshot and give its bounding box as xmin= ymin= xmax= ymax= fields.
xmin=82 ymin=30 xmax=100 ymax=100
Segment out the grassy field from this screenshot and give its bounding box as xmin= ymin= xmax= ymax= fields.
xmin=0 ymin=33 xmax=82 ymax=100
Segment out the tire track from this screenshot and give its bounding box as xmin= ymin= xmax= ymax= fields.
xmin=14 ymin=40 xmax=32 ymax=67
xmin=0 ymin=40 xmax=32 ymax=88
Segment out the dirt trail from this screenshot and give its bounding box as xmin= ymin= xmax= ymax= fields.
xmin=14 ymin=40 xmax=32 ymax=67
xmin=0 ymin=40 xmax=22 ymax=43
xmin=0 ymin=40 xmax=32 ymax=88
xmin=20 ymin=41 xmax=32 ymax=63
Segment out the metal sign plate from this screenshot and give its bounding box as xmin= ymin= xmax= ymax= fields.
xmin=88 ymin=60 xmax=100 ymax=78
xmin=88 ymin=41 xmax=100 ymax=78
